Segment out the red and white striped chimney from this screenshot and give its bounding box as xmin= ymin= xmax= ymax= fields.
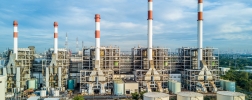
xmin=198 ymin=0 xmax=203 ymax=69
xmin=148 ymin=0 xmax=153 ymax=60
xmin=54 ymin=22 xmax=58 ymax=55
xmin=95 ymin=14 xmax=101 ymax=68
xmin=13 ymin=20 xmax=18 ymax=59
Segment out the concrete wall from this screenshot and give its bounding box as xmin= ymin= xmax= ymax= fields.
xmin=124 ymin=82 xmax=138 ymax=95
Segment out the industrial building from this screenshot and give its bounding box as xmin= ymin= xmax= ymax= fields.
xmin=40 ymin=22 xmax=71 ymax=99
xmin=0 ymin=0 xmax=245 ymax=99
xmin=177 ymin=47 xmax=219 ymax=93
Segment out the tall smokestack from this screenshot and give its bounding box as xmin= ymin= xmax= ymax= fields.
xmin=13 ymin=20 xmax=18 ymax=59
xmin=54 ymin=22 xmax=58 ymax=55
xmin=95 ymin=14 xmax=101 ymax=69
xmin=148 ymin=0 xmax=153 ymax=60
xmin=198 ymin=0 xmax=203 ymax=69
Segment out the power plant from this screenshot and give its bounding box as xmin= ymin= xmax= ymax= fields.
xmin=0 ymin=0 xmax=246 ymax=100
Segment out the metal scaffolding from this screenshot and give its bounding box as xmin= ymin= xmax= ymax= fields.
xmin=42 ymin=48 xmax=70 ymax=90
xmin=80 ymin=46 xmax=119 ymax=94
xmin=3 ymin=46 xmax=35 ymax=98
xmin=178 ymin=47 xmax=220 ymax=92
xmin=132 ymin=46 xmax=171 ymax=92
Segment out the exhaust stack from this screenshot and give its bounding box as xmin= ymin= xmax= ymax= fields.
xmin=13 ymin=20 xmax=18 ymax=59
xmin=54 ymin=22 xmax=58 ymax=55
xmin=148 ymin=0 xmax=153 ymax=60
xmin=198 ymin=0 xmax=203 ymax=69
xmin=95 ymin=14 xmax=101 ymax=69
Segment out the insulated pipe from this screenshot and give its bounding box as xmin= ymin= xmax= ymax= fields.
xmin=198 ymin=0 xmax=203 ymax=69
xmin=148 ymin=0 xmax=153 ymax=60
xmin=58 ymin=67 xmax=61 ymax=87
xmin=95 ymin=14 xmax=100 ymax=62
xmin=54 ymin=22 xmax=58 ymax=55
xmin=13 ymin=20 xmax=18 ymax=59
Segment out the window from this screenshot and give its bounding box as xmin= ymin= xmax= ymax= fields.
xmin=126 ymin=90 xmax=130 ymax=94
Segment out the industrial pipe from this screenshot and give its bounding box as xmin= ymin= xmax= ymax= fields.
xmin=13 ymin=20 xmax=18 ymax=59
xmin=54 ymin=22 xmax=58 ymax=55
xmin=147 ymin=0 xmax=153 ymax=60
xmin=198 ymin=0 xmax=203 ymax=69
xmin=95 ymin=14 xmax=101 ymax=69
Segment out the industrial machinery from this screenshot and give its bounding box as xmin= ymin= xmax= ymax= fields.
xmin=42 ymin=22 xmax=70 ymax=92
xmin=1 ymin=21 xmax=36 ymax=99
xmin=80 ymin=14 xmax=114 ymax=95
xmin=132 ymin=0 xmax=171 ymax=93
xmin=177 ymin=0 xmax=220 ymax=93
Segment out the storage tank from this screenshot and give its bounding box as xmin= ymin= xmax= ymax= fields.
xmin=35 ymin=78 xmax=38 ymax=89
xmin=50 ymin=89 xmax=54 ymax=96
xmin=168 ymin=80 xmax=174 ymax=91
xmin=177 ymin=92 xmax=203 ymax=100
xmin=113 ymin=79 xmax=124 ymax=95
xmin=217 ymin=91 xmax=245 ymax=100
xmin=172 ymin=82 xmax=181 ymax=94
xmin=73 ymin=78 xmax=77 ymax=88
xmin=225 ymin=81 xmax=235 ymax=92
xmin=143 ymin=92 xmax=169 ymax=100
xmin=40 ymin=90 xmax=46 ymax=97
xmin=67 ymin=79 xmax=74 ymax=90
xmin=0 ymin=75 xmax=6 ymax=100
xmin=219 ymin=79 xmax=225 ymax=90
xmin=27 ymin=79 xmax=36 ymax=89
xmin=53 ymin=90 xmax=59 ymax=97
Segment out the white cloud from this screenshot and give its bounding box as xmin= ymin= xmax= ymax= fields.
xmin=163 ymin=9 xmax=184 ymax=21
xmin=1 ymin=0 xmax=252 ymax=52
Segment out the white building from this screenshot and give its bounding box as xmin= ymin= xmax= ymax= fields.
xmin=219 ymin=67 xmax=230 ymax=75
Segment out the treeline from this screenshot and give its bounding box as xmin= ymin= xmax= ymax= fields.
xmin=219 ymin=54 xmax=252 ymax=69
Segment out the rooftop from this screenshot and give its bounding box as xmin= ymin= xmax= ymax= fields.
xmin=123 ymin=79 xmax=137 ymax=83
xmin=143 ymin=92 xmax=169 ymax=98
xmin=177 ymin=92 xmax=203 ymax=97
xmin=217 ymin=91 xmax=245 ymax=96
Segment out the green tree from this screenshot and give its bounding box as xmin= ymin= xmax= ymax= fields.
xmin=139 ymin=91 xmax=147 ymax=99
xmin=131 ymin=92 xmax=139 ymax=100
xmin=236 ymin=86 xmax=243 ymax=92
xmin=73 ymin=95 xmax=84 ymax=100
xmin=204 ymin=96 xmax=216 ymax=100
xmin=245 ymin=79 xmax=252 ymax=92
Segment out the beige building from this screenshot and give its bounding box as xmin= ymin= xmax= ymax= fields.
xmin=124 ymin=80 xmax=138 ymax=95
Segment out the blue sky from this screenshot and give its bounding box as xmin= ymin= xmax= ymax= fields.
xmin=0 ymin=0 xmax=252 ymax=53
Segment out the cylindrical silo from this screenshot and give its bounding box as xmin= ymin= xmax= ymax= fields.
xmin=53 ymin=90 xmax=59 ymax=97
xmin=113 ymin=79 xmax=124 ymax=95
xmin=225 ymin=81 xmax=235 ymax=92
xmin=168 ymin=80 xmax=174 ymax=91
xmin=27 ymin=79 xmax=36 ymax=89
xmin=219 ymin=79 xmax=225 ymax=90
xmin=0 ymin=75 xmax=6 ymax=100
xmin=172 ymin=82 xmax=181 ymax=94
xmin=217 ymin=91 xmax=245 ymax=100
xmin=67 ymin=79 xmax=74 ymax=90
xmin=40 ymin=90 xmax=46 ymax=97
xmin=143 ymin=92 xmax=169 ymax=100
xmin=34 ymin=78 xmax=38 ymax=89
xmin=177 ymin=92 xmax=204 ymax=100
